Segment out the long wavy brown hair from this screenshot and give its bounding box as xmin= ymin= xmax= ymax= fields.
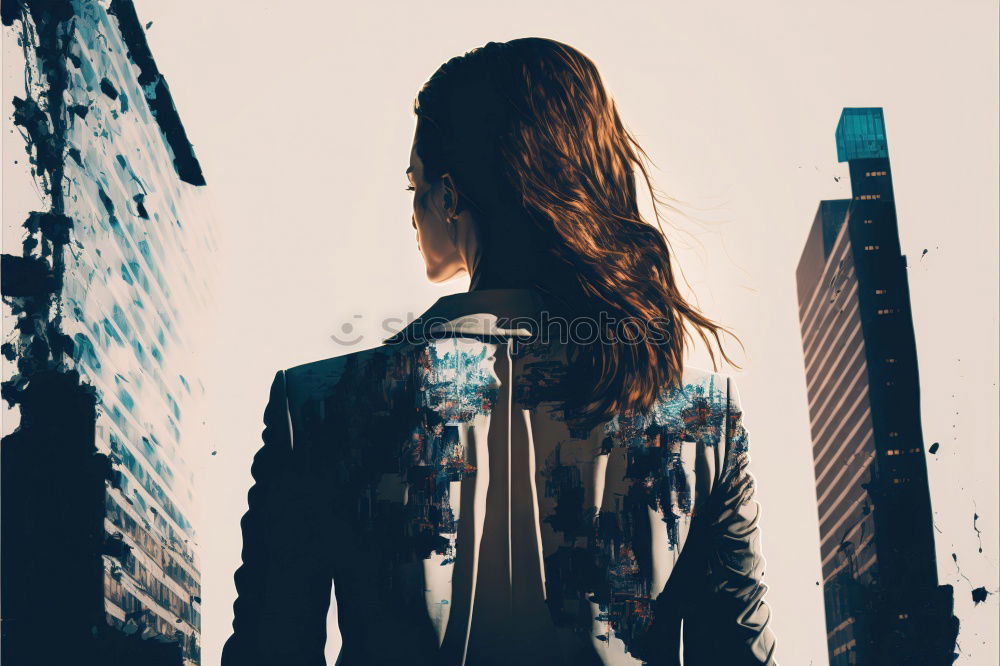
xmin=414 ymin=37 xmax=739 ymax=425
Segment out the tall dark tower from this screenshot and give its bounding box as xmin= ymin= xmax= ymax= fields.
xmin=795 ymin=108 xmax=957 ymax=665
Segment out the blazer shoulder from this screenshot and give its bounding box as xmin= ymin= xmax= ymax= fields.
xmin=678 ymin=364 xmax=735 ymax=400
xmin=281 ymin=342 xmax=411 ymax=409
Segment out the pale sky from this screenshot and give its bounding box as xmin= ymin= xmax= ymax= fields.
xmin=5 ymin=1 xmax=998 ymax=664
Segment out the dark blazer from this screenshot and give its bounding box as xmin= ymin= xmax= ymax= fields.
xmin=222 ymin=289 xmax=777 ymax=666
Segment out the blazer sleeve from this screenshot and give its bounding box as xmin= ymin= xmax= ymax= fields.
xmin=683 ymin=377 xmax=778 ymax=665
xmin=221 ymin=369 xmax=334 ymax=666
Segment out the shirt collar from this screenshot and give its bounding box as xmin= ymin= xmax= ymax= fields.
xmin=382 ymin=288 xmax=545 ymax=345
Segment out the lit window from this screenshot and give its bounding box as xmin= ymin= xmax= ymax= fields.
xmin=875 ymin=289 xmax=887 ymax=295
xmin=899 ymin=613 xmax=909 ymax=620
xmin=864 ymin=219 xmax=874 ymax=224
xmin=889 ymin=432 xmax=899 ymax=437
xmin=833 ymin=639 xmax=858 ymax=657
xmin=885 ymin=358 xmax=896 ymax=364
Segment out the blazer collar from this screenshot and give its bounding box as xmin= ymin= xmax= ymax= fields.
xmin=382 ymin=288 xmax=545 ymax=345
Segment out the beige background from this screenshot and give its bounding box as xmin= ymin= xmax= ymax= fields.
xmin=4 ymin=1 xmax=999 ymax=664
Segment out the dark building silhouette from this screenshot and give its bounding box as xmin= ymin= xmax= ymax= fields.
xmin=2 ymin=1 xmax=210 ymax=663
xmin=796 ymin=108 xmax=957 ymax=664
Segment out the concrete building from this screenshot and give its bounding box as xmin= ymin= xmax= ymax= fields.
xmin=2 ymin=1 xmax=212 ymax=663
xmin=796 ymin=108 xmax=956 ymax=664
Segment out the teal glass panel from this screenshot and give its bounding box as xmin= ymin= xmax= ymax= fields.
xmin=836 ymin=107 xmax=889 ymax=162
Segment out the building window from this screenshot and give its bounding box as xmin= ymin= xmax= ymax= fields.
xmin=855 ymin=194 xmax=882 ymax=200
xmin=877 ymin=308 xmax=896 ymax=315
xmin=885 ymin=358 xmax=896 ymax=364
xmin=833 ymin=639 xmax=858 ymax=657
xmin=889 ymin=431 xmax=899 ymax=437
xmin=864 ymin=219 xmax=874 ymax=224
xmin=865 ymin=171 xmax=887 ymax=177
xmin=864 ymin=244 xmax=880 ymax=251
xmin=885 ymin=380 xmax=896 ymax=386
xmin=899 ymin=613 xmax=909 ymax=620
xmin=875 ymin=289 xmax=887 ymax=294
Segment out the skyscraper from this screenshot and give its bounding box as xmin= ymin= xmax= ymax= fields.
xmin=796 ymin=108 xmax=957 ymax=665
xmin=2 ymin=1 xmax=212 ymax=663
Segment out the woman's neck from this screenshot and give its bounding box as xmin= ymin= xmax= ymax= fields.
xmin=466 ymin=208 xmax=545 ymax=293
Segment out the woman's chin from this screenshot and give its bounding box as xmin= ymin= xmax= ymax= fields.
xmin=425 ymin=264 xmax=468 ymax=284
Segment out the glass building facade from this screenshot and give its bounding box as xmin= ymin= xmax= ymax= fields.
xmin=2 ymin=1 xmax=212 ymax=663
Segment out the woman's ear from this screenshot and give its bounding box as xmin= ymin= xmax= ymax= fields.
xmin=440 ymin=173 xmax=458 ymax=219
